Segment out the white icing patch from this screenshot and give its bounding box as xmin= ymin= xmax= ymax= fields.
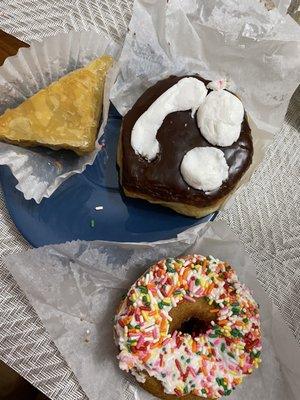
xmin=197 ymin=90 xmax=244 ymax=147
xmin=180 ymin=147 xmax=229 ymax=192
xmin=131 ymin=77 xmax=208 ymax=161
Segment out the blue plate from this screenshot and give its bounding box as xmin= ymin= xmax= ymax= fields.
xmin=0 ymin=105 xmax=216 ymax=247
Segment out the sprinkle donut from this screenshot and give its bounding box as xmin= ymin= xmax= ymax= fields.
xmin=114 ymin=255 xmax=262 ymax=399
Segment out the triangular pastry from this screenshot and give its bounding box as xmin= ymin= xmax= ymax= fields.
xmin=0 ymin=55 xmax=113 ymax=155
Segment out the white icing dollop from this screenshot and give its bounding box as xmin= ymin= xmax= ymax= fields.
xmin=197 ymin=90 xmax=244 ymax=147
xmin=131 ymin=77 xmax=208 ymax=161
xmin=180 ymin=147 xmax=229 ymax=192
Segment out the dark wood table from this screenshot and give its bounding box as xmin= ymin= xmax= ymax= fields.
xmin=0 ymin=29 xmax=29 ymax=66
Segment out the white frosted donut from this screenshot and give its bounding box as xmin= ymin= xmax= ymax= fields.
xmin=115 ymin=255 xmax=262 ymax=399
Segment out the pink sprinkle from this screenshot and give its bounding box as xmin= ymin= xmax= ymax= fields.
xmin=136 ymin=336 xmax=144 ymax=349
xmin=163 ymin=338 xmax=171 ymax=346
xmin=188 ymin=366 xmax=196 ymax=377
xmin=153 ymin=327 xmax=158 ymax=340
xmin=135 ymin=314 xmax=141 ymax=323
xmin=189 ymin=280 xmax=195 ymax=292
xmin=195 ymin=288 xmax=203 ymax=296
xmin=214 ymin=339 xmax=221 ymax=346
xmin=184 ymin=295 xmax=196 ymax=303
xmin=161 ymin=276 xmax=168 ymax=285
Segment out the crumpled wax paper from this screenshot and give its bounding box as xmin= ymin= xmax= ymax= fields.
xmin=0 ymin=30 xmax=120 ymax=203
xmin=4 ymin=221 xmax=300 ymax=400
xmin=110 ymin=0 xmax=300 ymax=210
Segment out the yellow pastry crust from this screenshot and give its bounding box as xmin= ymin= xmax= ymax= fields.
xmin=0 ymin=55 xmax=113 ymax=155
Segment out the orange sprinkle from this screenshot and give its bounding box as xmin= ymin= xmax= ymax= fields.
xmin=142 ymin=353 xmax=151 ymax=362
xmin=210 ymin=309 xmax=219 ymax=313
xmin=202 ymin=365 xmax=208 ymax=376
xmin=166 ymin=287 xmax=174 ymax=297
xmin=183 ymin=268 xmax=190 ymax=281
xmin=235 ymin=321 xmax=244 ymax=326
xmin=160 ymin=319 xmax=168 ymax=331
xmin=192 ymin=341 xmax=197 ymax=353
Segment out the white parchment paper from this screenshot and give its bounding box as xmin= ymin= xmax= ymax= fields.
xmin=4 ymin=221 xmax=300 ymax=400
xmin=110 ymin=0 xmax=300 ymax=210
xmin=0 ymin=30 xmax=120 ymax=203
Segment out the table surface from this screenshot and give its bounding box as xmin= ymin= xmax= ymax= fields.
xmin=0 ymin=1 xmax=299 ymax=400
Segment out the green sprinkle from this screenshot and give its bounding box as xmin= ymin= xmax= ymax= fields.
xmin=201 ymin=389 xmax=206 ymax=395
xmin=135 ymin=324 xmax=140 ymax=329
xmin=250 ymin=350 xmax=261 ymax=358
xmin=196 ymin=351 xmax=202 ymax=355
xmin=90 ymin=219 xmax=95 ymax=228
xmin=186 ymin=358 xmax=191 ymax=363
xmin=243 ymin=317 xmax=249 ymax=323
xmin=139 ymin=286 xmax=148 ymax=294
xmin=232 ymin=307 xmax=240 ymax=315
xmin=127 ymin=323 xmax=133 ymax=329
xmin=184 ymin=386 xmax=189 ymax=394
xmin=195 ymin=278 xmax=200 ymax=286
xmin=142 ymin=295 xmax=148 ymax=304
xmin=228 ymin=352 xmax=235 ymax=358
xmin=231 ymin=328 xmax=242 ymax=338
xmin=207 ymin=268 xmax=211 ymax=274
xmin=209 ymin=333 xmax=218 ymax=338
xmin=174 ymin=290 xmax=182 ymax=295
xmin=221 ymin=343 xmax=226 ymax=352
xmin=158 ymin=302 xmax=164 ymax=309
xmin=161 ymin=373 xmax=166 ymax=378
xmin=167 ymin=265 xmax=176 ymax=273
xmin=166 ymin=258 xmax=174 ymax=264
xmin=181 ymin=355 xmax=185 ymax=360
xmin=224 ymin=389 xmax=232 ymax=396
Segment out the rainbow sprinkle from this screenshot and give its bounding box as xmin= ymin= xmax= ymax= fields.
xmin=114 ymin=255 xmax=262 ymax=398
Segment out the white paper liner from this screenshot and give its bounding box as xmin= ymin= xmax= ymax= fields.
xmin=4 ymin=221 xmax=300 ymax=400
xmin=0 ymin=30 xmax=120 ymax=203
xmin=110 ymin=0 xmax=300 ymax=212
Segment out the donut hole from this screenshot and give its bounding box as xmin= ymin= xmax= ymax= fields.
xmin=179 ymin=317 xmax=212 ymax=336
xmin=169 ymin=297 xmax=217 ymax=336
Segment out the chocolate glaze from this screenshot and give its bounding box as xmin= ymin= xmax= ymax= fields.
xmin=120 ymin=75 xmax=253 ymax=207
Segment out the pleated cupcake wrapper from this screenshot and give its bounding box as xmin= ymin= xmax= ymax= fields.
xmin=0 ymin=30 xmax=120 ymax=203
xmin=110 ymin=0 xmax=300 ymax=214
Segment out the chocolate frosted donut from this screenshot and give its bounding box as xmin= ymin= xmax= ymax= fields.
xmin=118 ymin=76 xmax=253 ymax=218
